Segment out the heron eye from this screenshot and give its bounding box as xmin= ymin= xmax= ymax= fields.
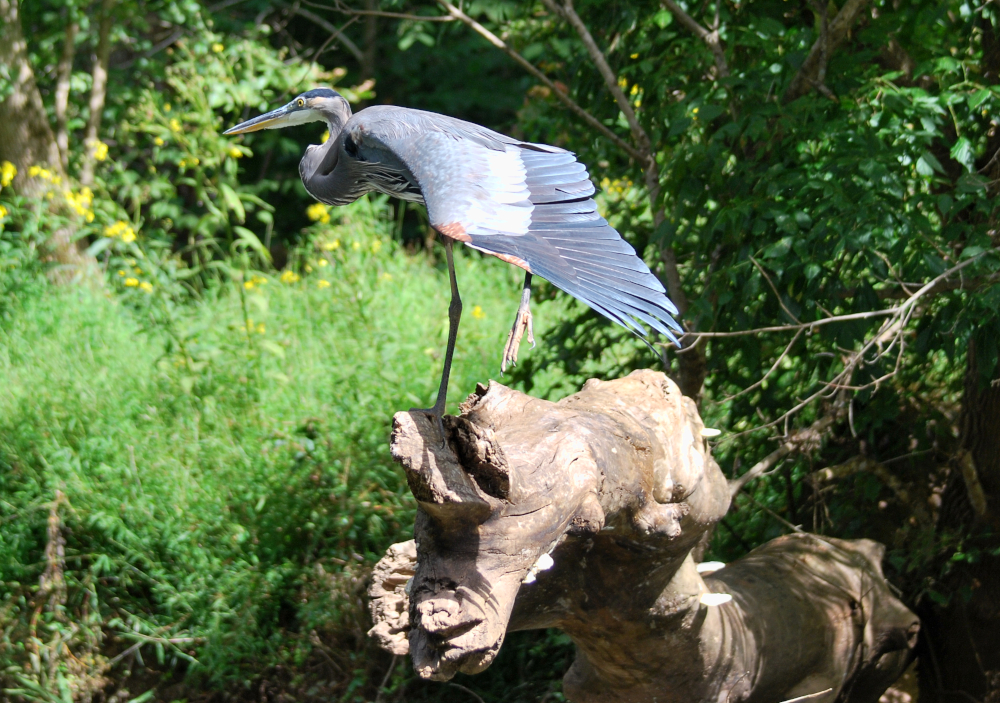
xmin=297 ymin=98 xmax=305 ymax=108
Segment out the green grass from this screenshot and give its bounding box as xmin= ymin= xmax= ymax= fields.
xmin=0 ymin=201 xmax=585 ymax=700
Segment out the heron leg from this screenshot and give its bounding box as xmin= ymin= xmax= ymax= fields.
xmin=501 ymin=272 xmax=534 ymax=374
xmin=411 ymin=238 xmax=462 ymax=442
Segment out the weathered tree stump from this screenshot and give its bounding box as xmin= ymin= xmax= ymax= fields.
xmin=368 ymin=370 xmax=918 ymax=702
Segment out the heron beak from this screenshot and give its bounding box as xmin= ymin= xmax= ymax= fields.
xmin=224 ymin=105 xmax=297 ymax=135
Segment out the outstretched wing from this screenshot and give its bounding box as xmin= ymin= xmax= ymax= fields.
xmin=346 ymin=106 xmax=683 ymax=343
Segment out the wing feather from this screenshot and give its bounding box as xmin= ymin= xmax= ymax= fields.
xmin=346 ymin=107 xmax=682 ymax=344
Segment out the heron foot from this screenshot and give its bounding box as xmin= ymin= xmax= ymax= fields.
xmin=501 ymin=299 xmax=534 ymax=374
xmin=408 ymin=405 xmax=447 ymax=447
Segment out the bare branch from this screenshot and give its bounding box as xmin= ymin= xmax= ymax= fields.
xmin=730 ymin=413 xmax=838 ymax=498
xmin=660 ymin=0 xmax=729 ymax=78
xmin=713 ymin=328 xmax=804 ymax=404
xmin=540 ymin=0 xmax=692 ymax=322
xmin=684 ymin=254 xmax=991 ymax=341
xmin=542 ymin=0 xmax=652 ymax=162
xmin=435 ymin=0 xmax=643 ymax=161
xmin=784 ymin=0 xmax=869 ymax=103
xmin=294 ymin=5 xmax=364 ymax=63
xmin=317 ymin=0 xmax=455 ymax=22
xmin=751 ymin=256 xmax=801 ymax=324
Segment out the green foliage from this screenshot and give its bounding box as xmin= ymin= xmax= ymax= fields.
xmin=4 ymin=0 xmax=1000 ymax=698
xmin=0 ymin=194 xmax=571 ymax=700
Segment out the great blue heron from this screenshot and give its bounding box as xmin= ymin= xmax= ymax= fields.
xmin=224 ymin=88 xmax=682 ymax=422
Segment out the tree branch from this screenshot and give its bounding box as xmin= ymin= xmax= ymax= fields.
xmin=730 ymin=414 xmax=839 ymax=498
xmin=685 ymin=255 xmax=992 ymax=340
xmin=541 ymin=0 xmax=653 ymax=162
xmin=783 ymin=0 xmax=869 ymax=103
xmin=293 ymin=5 xmax=365 ymax=63
xmin=435 ymin=0 xmax=643 ymax=162
xmin=660 ymin=0 xmax=730 ymax=78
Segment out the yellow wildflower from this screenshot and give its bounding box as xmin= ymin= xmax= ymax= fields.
xmin=212 ymin=43 xmax=225 ymax=53
xmin=228 ymin=146 xmax=243 ymax=158
xmin=280 ymin=270 xmax=300 ymax=284
xmin=134 ymin=267 xmax=142 ymax=274
xmin=0 ymin=205 xmax=7 ymax=219
xmin=630 ymin=84 xmax=639 ymax=96
xmin=471 ymin=305 xmax=485 ymax=320
xmin=92 ymin=141 xmax=109 ymax=161
xmin=0 ymin=161 xmax=17 ymax=187
xmin=118 ymin=270 xmax=125 ymax=276
xmin=164 ymin=103 xmax=172 ymax=112
xmin=631 ymin=53 xmax=639 ymax=59
xmin=317 ymin=279 xmax=331 ymax=289
xmin=104 ymin=220 xmax=137 ymax=243
xmin=170 ymin=118 xmax=182 ymax=132
xmin=352 ymin=241 xmax=360 ymax=251
xmin=28 ymin=166 xmax=40 ymax=178
xmin=256 ymin=323 xmax=265 ymax=334
xmin=318 ymin=258 xmax=328 ymax=267
xmin=85 ymin=211 xmax=95 ymax=223
xmin=244 ymin=280 xmax=255 ymax=290
xmin=124 ymin=277 xmax=139 ymax=287
xmin=140 ymin=282 xmax=153 ymax=293
xmin=371 ymin=239 xmax=382 ymax=253
xmin=322 ymin=238 xmax=340 ymax=251
xmin=154 ymin=137 xmax=165 ymax=146
xmin=306 ymin=202 xmax=331 ymax=224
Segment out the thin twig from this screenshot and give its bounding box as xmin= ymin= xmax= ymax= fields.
xmin=684 ymin=254 xmax=988 ymax=341
xmin=542 ymin=0 xmax=653 ymax=162
xmin=740 ymin=491 xmax=806 ymax=533
xmin=778 ymin=688 xmax=834 ymax=703
xmin=293 ymin=5 xmax=364 ymax=63
xmin=714 ymin=328 xmax=804 ymax=404
xmin=661 ymin=0 xmax=729 ymax=77
xmin=448 ymin=683 xmax=487 ymax=703
xmin=730 ymin=414 xmax=838 ymax=497
xmin=750 ymin=256 xmax=801 ymax=324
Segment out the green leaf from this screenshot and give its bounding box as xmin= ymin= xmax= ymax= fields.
xmin=233 ymin=226 xmax=272 ymax=262
xmin=950 ymin=137 xmax=974 ymax=172
xmin=220 ymin=183 xmax=246 ymax=223
xmin=653 ymin=9 xmax=673 ymax=28
xmin=969 ymin=88 xmax=990 ymax=108
xmin=260 ymin=340 xmax=286 ymax=359
xmin=86 ymin=237 xmax=114 ymax=257
xmin=917 ymin=151 xmax=946 ymax=176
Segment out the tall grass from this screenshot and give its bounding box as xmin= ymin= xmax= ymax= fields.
xmin=0 ymin=198 xmax=581 ymax=701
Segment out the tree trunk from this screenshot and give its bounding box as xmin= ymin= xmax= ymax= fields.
xmin=0 ymin=0 xmax=92 ymax=274
xmin=918 ymin=339 xmax=1000 ymax=702
xmin=80 ymin=0 xmax=115 ymax=187
xmin=0 ymin=0 xmax=64 ymax=196
xmin=369 ymin=371 xmax=918 ymax=702
xmin=54 ymin=16 xmax=78 ymax=171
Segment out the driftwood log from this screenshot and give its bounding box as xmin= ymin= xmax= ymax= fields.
xmin=368 ymin=371 xmax=918 ymax=702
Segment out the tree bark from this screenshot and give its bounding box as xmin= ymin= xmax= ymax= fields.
xmin=80 ymin=0 xmax=115 ymax=187
xmin=0 ymin=0 xmax=64 ymax=196
xmin=54 ymin=16 xmax=78 ymax=171
xmin=369 ymin=371 xmax=917 ymax=701
xmin=918 ymin=339 xmax=1000 ymax=702
xmin=0 ymin=0 xmax=92 ymax=274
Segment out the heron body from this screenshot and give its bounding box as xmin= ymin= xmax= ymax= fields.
xmin=225 ymin=88 xmax=682 ymax=423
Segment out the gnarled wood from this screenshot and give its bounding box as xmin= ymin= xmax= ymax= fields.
xmin=369 ymin=371 xmax=917 ymax=702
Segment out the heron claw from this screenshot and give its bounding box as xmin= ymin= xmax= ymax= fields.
xmin=501 ymin=302 xmax=534 ymax=374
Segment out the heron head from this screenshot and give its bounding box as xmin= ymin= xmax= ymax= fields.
xmin=223 ymin=88 xmax=352 ymax=135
